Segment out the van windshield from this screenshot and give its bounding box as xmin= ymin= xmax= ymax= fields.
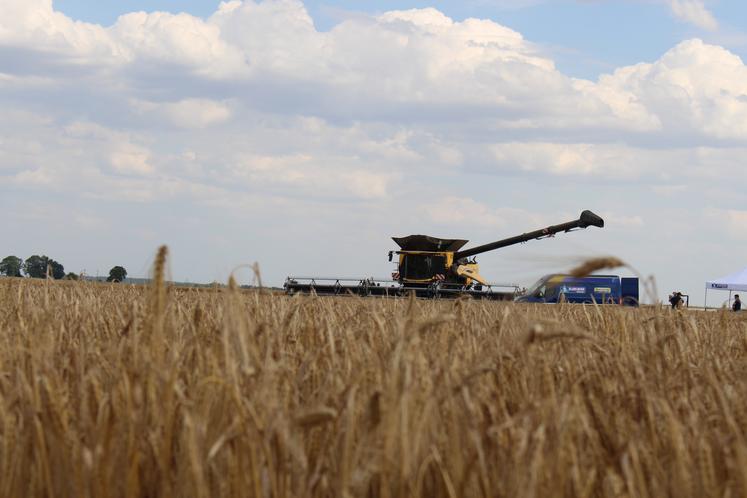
xmin=526 ymin=276 xmax=550 ymax=297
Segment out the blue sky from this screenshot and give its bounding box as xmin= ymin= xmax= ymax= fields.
xmin=3 ymin=0 xmax=747 ymax=306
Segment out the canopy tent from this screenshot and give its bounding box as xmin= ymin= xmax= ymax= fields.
xmin=704 ymin=267 xmax=747 ymax=309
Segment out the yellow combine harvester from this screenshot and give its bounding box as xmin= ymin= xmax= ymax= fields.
xmin=285 ymin=210 xmax=604 ymax=299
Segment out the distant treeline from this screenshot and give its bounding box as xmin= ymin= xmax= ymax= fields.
xmin=0 ymin=255 xmax=127 ymax=282
xmin=0 ymin=256 xmax=275 ymax=290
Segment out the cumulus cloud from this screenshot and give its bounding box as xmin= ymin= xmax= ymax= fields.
xmin=420 ymin=196 xmax=545 ymax=229
xmin=113 ymin=10 xmax=248 ymax=77
xmin=724 ymin=210 xmax=747 ymax=238
xmin=600 ymin=213 xmax=645 ymax=228
xmin=490 ymin=143 xmax=618 ymax=176
xmin=668 ymin=0 xmax=718 ymax=31
xmin=2 ymin=2 xmax=745 ymax=189
xmin=229 ymin=152 xmax=393 ymax=200
xmin=110 ymin=142 xmax=153 ymax=176
xmin=13 ymin=168 xmax=54 ymax=186
xmin=0 ymin=0 xmax=115 ymax=57
xmin=704 ymin=209 xmax=747 ymax=241
xmin=131 ymin=99 xmax=232 ymax=129
xmin=0 ymin=1 xmax=741 ymax=141
xmin=599 ymin=39 xmax=747 ymax=140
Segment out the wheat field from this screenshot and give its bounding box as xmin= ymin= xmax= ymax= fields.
xmin=1 ymin=263 xmax=747 ymax=498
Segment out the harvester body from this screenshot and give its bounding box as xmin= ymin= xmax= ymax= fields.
xmin=285 ymin=209 xmax=604 ymax=299
xmin=392 ymin=210 xmax=604 ymax=288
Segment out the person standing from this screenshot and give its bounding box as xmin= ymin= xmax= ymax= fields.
xmin=669 ymin=291 xmax=683 ymax=309
xmin=733 ymin=294 xmax=742 ymax=312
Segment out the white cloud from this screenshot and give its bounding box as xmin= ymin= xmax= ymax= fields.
xmin=13 ymin=168 xmax=54 ymax=186
xmin=1 ymin=1 xmax=740 ymax=141
xmin=230 ymin=153 xmax=393 ymax=200
xmin=668 ymin=0 xmax=718 ymax=31
xmin=166 ymin=99 xmax=231 ymax=128
xmin=725 ymin=210 xmax=747 ymax=238
xmin=598 ymin=39 xmax=747 ymax=140
xmin=705 ymin=209 xmax=747 ymax=240
xmin=488 ymin=142 xmax=670 ymax=178
xmin=0 ymin=0 xmax=116 ymax=58
xmin=2 ymin=3 xmax=746 ymax=191
xmin=651 ymin=184 xmax=688 ymax=196
xmin=112 ymin=11 xmax=248 ymax=77
xmin=420 ymin=197 xmax=545 ymax=229
xmin=110 ymin=143 xmax=153 ymax=176
xmin=600 ymin=213 xmax=645 ymax=228
xmin=491 ymin=142 xmax=600 ymax=176
xmin=131 ymin=99 xmax=232 ymax=129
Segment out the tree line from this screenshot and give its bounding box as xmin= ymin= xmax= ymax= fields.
xmin=0 ymin=255 xmax=127 ymax=282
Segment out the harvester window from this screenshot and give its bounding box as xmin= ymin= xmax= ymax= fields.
xmin=401 ymin=255 xmax=446 ymax=280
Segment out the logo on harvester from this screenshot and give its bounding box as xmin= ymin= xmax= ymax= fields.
xmin=711 ymin=283 xmax=728 ymax=289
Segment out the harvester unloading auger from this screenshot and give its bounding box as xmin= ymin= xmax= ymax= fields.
xmin=285 ymin=210 xmax=604 ymax=299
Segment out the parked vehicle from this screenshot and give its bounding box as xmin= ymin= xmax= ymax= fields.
xmin=515 ymin=274 xmax=639 ymax=306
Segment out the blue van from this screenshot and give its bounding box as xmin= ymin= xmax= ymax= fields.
xmin=515 ymin=274 xmax=639 ymax=306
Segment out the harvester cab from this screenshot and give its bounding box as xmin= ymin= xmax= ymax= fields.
xmin=391 ymin=210 xmax=604 ymax=288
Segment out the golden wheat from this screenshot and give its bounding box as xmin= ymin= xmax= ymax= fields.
xmin=0 ymin=264 xmax=745 ymax=497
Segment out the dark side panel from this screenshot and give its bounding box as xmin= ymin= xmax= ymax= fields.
xmin=621 ymin=277 xmax=640 ymax=306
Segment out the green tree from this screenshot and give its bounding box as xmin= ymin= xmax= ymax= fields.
xmin=64 ymin=273 xmax=79 ymax=281
xmin=49 ymin=260 xmax=65 ymax=280
xmin=24 ymin=255 xmax=65 ymax=279
xmin=107 ymin=266 xmax=128 ymax=282
xmin=0 ymin=256 xmax=23 ymax=277
xmin=24 ymin=255 xmax=46 ymax=278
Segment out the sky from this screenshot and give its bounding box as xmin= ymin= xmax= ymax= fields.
xmin=2 ymin=0 xmax=747 ymax=306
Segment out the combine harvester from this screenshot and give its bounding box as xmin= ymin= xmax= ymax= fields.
xmin=285 ymin=210 xmax=604 ymax=300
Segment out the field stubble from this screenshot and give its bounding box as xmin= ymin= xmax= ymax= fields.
xmin=1 ymin=270 xmax=747 ymax=497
